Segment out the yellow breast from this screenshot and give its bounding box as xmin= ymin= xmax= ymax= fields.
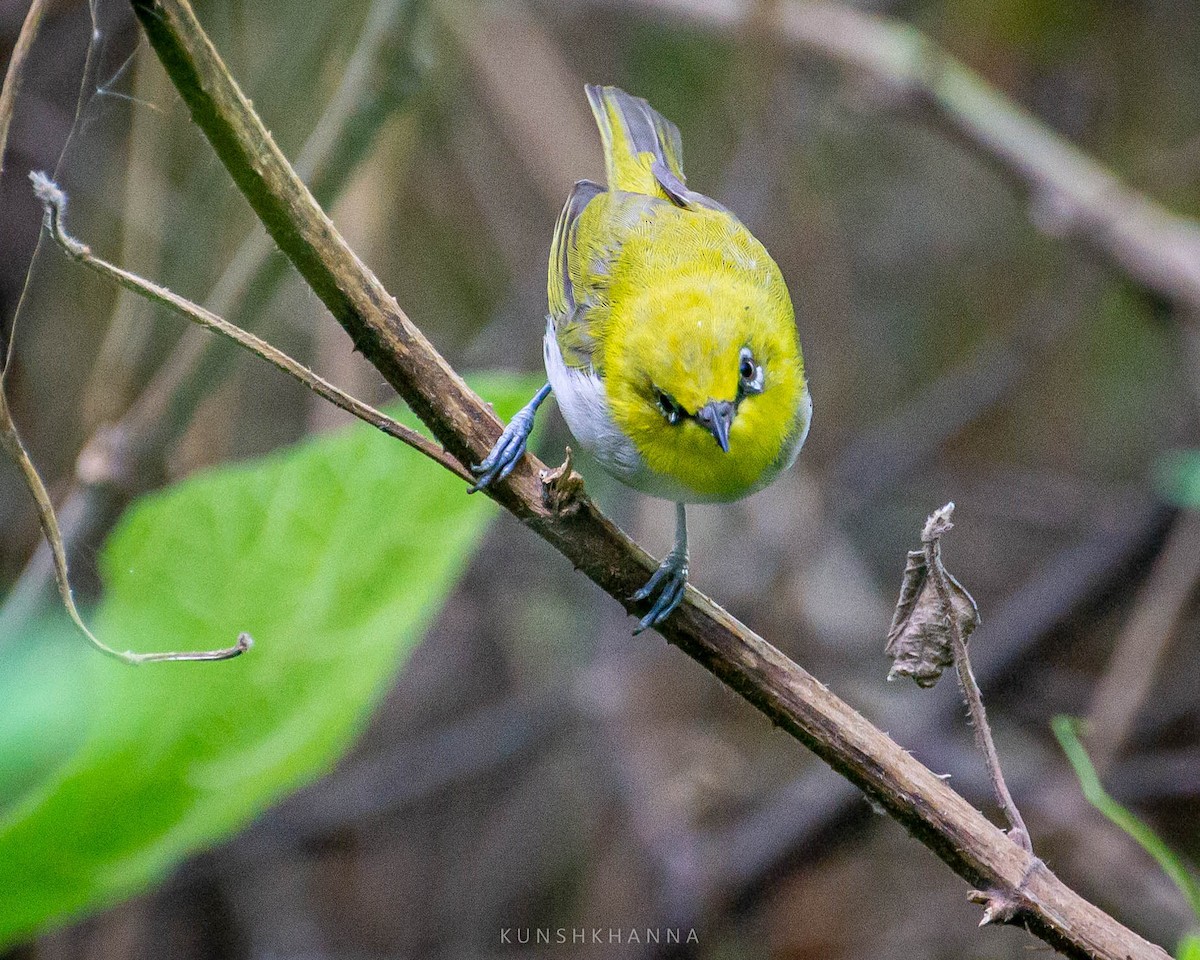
xmin=595 ymin=207 xmax=807 ymax=502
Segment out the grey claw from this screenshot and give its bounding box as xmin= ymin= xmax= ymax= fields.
xmin=631 ymin=558 xmax=688 ymax=634
xmin=468 ymin=384 xmax=551 ymax=495
xmin=643 ymin=577 xmax=686 ymax=631
xmin=469 ymin=425 xmax=526 ymax=492
xmin=494 ymin=438 xmax=528 ymax=483
xmin=630 ymin=563 xmax=668 ymax=603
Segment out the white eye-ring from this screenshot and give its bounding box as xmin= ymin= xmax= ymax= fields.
xmin=739 ymin=347 xmax=764 ymax=395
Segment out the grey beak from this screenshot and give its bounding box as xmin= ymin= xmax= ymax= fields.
xmin=696 ymin=400 xmax=735 ymax=453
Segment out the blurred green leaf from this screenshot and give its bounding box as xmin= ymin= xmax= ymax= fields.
xmin=0 ymin=621 xmax=90 ymax=814
xmin=0 ymin=372 xmax=540 ymax=946
xmin=1155 ymin=449 xmax=1200 ymax=509
xmin=1178 ymin=933 xmax=1200 ymax=960
xmin=1052 ymin=716 xmax=1200 ymax=921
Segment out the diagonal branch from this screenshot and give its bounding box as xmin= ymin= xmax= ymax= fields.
xmin=126 ymin=1 xmax=1170 ymax=957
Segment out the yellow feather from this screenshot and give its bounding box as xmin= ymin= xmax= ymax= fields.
xmin=586 ymin=84 xmax=683 ymax=199
xmin=547 ymin=87 xmax=809 ymax=503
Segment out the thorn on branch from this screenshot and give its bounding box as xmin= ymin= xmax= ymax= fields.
xmin=969 ymin=853 xmax=1044 ymax=928
xmin=541 ymin=446 xmax=584 ymax=515
xmin=968 ymin=888 xmax=1021 ymax=926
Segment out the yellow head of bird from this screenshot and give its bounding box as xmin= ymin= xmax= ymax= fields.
xmin=602 ymin=268 xmax=806 ymax=503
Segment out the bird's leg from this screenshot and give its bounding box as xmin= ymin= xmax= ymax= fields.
xmin=632 ymin=502 xmax=689 ymax=634
xmin=469 ymin=383 xmax=552 ymax=493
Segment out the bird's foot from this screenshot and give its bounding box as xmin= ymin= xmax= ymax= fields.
xmin=469 ymin=409 xmax=537 ymax=493
xmin=470 ymin=384 xmax=551 ymax=493
xmin=631 ymin=551 xmax=689 ymax=634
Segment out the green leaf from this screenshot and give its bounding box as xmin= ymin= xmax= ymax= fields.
xmin=1052 ymin=716 xmax=1200 ymax=921
xmin=0 ymin=373 xmax=541 ymax=946
xmin=0 ymin=621 xmax=90 ymax=815
xmin=1155 ymin=450 xmax=1200 ymax=509
xmin=1177 ymin=933 xmax=1200 ymax=960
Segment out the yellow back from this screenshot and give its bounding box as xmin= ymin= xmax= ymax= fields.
xmin=547 ymin=86 xmax=808 ymax=501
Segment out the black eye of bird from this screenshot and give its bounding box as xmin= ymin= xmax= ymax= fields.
xmin=738 ymin=347 xmax=764 ymax=394
xmin=655 ymin=389 xmax=685 ymax=425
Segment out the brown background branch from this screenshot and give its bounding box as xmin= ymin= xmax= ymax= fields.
xmin=610 ymin=0 xmax=1200 ymax=316
xmin=121 ymin=1 xmax=1173 ymax=957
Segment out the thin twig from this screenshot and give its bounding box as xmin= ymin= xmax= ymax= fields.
xmin=923 ymin=503 xmax=1032 ymax=856
xmin=0 ymin=0 xmax=48 ymax=371
xmin=0 ymin=388 xmax=250 ymax=664
xmin=0 ymin=0 xmax=47 ymax=183
xmin=80 ymin=45 xmax=174 ymax=428
xmin=31 ymin=172 xmax=471 ymax=483
xmin=126 ymin=2 xmax=1171 ymax=956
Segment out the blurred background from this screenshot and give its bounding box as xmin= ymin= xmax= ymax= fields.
xmin=1 ymin=0 xmax=1198 ymax=957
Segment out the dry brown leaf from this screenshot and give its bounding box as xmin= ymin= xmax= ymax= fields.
xmin=885 ymin=547 xmax=980 ymax=688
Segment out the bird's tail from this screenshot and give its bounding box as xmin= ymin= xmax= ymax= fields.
xmin=586 ymin=84 xmax=686 ymax=197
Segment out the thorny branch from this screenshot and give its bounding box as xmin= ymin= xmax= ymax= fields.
xmin=114 ymin=1 xmax=1171 ymax=956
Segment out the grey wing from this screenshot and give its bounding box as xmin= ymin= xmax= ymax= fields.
xmin=549 ymin=179 xmax=604 ymax=319
xmin=650 ymin=158 xmax=730 ymax=214
xmin=548 ymin=179 xmax=606 ymax=370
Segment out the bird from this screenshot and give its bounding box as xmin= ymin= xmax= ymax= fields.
xmin=470 ymin=84 xmax=811 ymax=634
